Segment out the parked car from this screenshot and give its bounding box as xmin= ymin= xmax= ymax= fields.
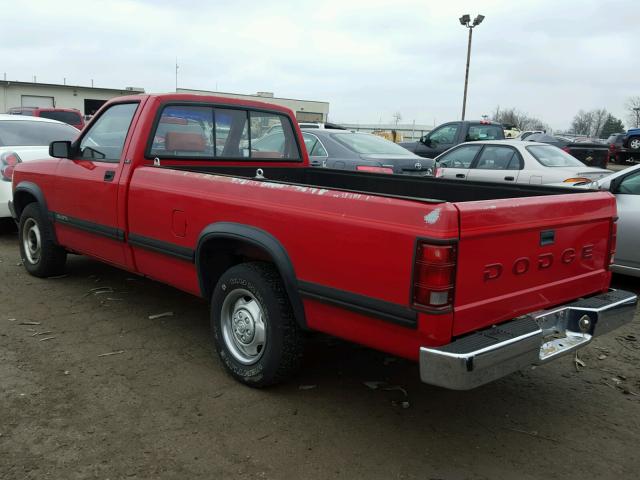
xmin=0 ymin=114 xmax=79 ymax=226
xmin=605 ymin=133 xmax=633 ymax=164
xmin=524 ymin=133 xmax=609 ymax=168
xmin=502 ymin=123 xmax=521 ymax=138
xmin=7 ymin=106 xmax=85 ymax=130
xmin=515 ymin=130 xmax=544 ymax=140
xmin=622 ymin=128 xmax=640 ymax=157
xmin=399 ymin=120 xmax=504 ymax=158
xmin=10 ymin=93 xmax=636 ymax=391
xmin=299 ymin=129 xmax=435 ymax=175
xmin=562 ymin=165 xmax=640 ymax=277
xmin=434 ymin=140 xmax=610 ymax=184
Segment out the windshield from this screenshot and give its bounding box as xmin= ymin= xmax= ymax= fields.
xmin=332 ymin=133 xmax=412 ymax=155
xmin=0 ymin=120 xmax=79 ymax=146
xmin=526 ymin=145 xmax=586 ymax=167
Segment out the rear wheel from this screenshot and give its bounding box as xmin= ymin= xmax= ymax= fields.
xmin=18 ymin=203 xmax=66 ymax=277
xmin=210 ymin=262 xmax=303 ymax=387
xmin=629 ymin=137 xmax=640 ymax=151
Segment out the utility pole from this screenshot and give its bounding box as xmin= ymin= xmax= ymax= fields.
xmin=634 ymin=107 xmax=640 ymax=128
xmin=175 ymin=58 xmax=179 ymax=92
xmin=459 ymin=14 xmax=485 ymax=120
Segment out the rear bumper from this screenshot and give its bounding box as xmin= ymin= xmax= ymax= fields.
xmin=420 ymin=289 xmax=638 ymax=390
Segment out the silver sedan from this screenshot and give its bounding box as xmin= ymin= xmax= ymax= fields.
xmin=435 ymin=140 xmax=611 ymax=184
xmin=583 ymin=165 xmax=640 ymax=277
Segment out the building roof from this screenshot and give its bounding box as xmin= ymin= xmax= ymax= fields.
xmin=0 ymin=80 xmax=144 ymax=93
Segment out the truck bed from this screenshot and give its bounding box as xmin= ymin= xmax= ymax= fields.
xmin=167 ymin=165 xmax=588 ymax=203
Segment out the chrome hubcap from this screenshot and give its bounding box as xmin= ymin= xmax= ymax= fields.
xmin=631 ymin=139 xmax=640 ymax=149
xmin=221 ymin=289 xmax=266 ymax=365
xmin=22 ymin=219 xmax=41 ymax=265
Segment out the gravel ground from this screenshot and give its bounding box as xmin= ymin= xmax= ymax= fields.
xmin=1 ymin=231 xmax=639 ymax=480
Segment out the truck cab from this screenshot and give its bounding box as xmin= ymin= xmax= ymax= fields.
xmin=399 ymin=120 xmax=505 ymax=158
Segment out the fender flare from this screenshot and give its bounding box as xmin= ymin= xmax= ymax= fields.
xmin=196 ymin=222 xmax=307 ymax=329
xmin=12 ymin=181 xmax=58 ymax=243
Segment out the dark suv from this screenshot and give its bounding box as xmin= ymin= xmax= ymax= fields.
xmin=606 ymin=133 xmax=631 ymax=164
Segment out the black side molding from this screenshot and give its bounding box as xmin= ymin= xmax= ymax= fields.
xmin=52 ymin=212 xmax=125 ymax=241
xmin=128 ymin=233 xmax=194 ymax=261
xmin=298 ymin=281 xmax=418 ymax=329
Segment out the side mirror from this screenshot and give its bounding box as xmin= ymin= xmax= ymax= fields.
xmin=49 ymin=141 xmax=72 ymax=159
xmin=421 ymin=136 xmax=432 ymax=146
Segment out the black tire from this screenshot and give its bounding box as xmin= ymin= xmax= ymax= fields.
xmin=211 ymin=262 xmax=303 ymax=387
xmin=18 ymin=203 xmax=67 ymax=277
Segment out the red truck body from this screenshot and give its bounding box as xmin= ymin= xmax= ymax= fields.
xmin=10 ymin=94 xmax=637 ymax=389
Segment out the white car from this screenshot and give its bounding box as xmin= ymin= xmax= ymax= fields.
xmin=560 ymin=164 xmax=640 ymax=277
xmin=0 ymin=114 xmax=79 ymax=223
xmin=435 ymin=140 xmax=611 ymax=185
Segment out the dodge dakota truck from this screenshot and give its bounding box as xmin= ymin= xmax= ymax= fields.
xmin=10 ymin=94 xmax=638 ymax=390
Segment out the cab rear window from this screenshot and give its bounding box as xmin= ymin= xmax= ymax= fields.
xmin=149 ymin=105 xmax=300 ymax=161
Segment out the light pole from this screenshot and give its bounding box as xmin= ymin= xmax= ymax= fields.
xmin=459 ymin=14 xmax=485 ymax=121
xmin=634 ymin=107 xmax=640 ymax=128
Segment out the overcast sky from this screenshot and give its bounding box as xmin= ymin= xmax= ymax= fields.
xmin=2 ymin=0 xmax=637 ymax=129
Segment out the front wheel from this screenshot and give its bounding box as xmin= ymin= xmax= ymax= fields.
xmin=629 ymin=137 xmax=640 ymax=151
xmin=211 ymin=262 xmax=303 ymax=387
xmin=18 ymin=203 xmax=67 ymax=277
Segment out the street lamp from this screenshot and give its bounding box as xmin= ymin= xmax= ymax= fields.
xmin=459 ymin=14 xmax=485 ymax=120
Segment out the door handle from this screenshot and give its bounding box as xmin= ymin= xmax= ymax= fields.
xmin=456 ymin=173 xmax=465 ymax=178
xmin=504 ymin=176 xmax=515 ymax=181
xmin=104 ymin=170 xmax=115 ymax=182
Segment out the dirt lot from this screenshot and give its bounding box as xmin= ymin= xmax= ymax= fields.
xmin=1 ymin=231 xmax=639 ymax=480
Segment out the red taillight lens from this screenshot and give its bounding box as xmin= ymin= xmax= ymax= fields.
xmin=608 ymin=221 xmax=617 ymax=267
xmin=412 ymin=242 xmax=456 ymax=310
xmin=609 ymin=143 xmax=615 ymax=151
xmin=356 ymin=165 xmax=394 ymax=174
xmin=561 ymin=146 xmax=571 ymax=153
xmin=1 ymin=151 xmax=22 ymax=182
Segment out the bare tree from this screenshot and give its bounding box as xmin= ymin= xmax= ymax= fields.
xmin=571 ymin=110 xmax=595 ymax=136
xmin=627 ymin=96 xmax=640 ymax=128
xmin=590 ymin=108 xmax=609 ymax=138
xmin=491 ymin=106 xmax=548 ymax=131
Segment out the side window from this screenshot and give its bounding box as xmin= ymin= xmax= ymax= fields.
xmin=429 ymin=125 xmax=459 ymax=145
xmin=474 ymin=146 xmax=522 ymax=170
xmin=438 ymin=145 xmax=481 ymax=168
xmin=617 ymin=172 xmax=640 ymax=195
xmin=150 ymin=106 xmax=214 ymax=157
xmin=79 ymin=103 xmax=138 ymax=162
xmin=303 ymin=133 xmax=327 ymax=157
xmin=249 ymin=111 xmax=299 ymax=159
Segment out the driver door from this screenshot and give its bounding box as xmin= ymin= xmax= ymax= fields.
xmin=48 ymin=102 xmax=140 ymax=267
xmin=436 ymin=144 xmax=482 ymax=181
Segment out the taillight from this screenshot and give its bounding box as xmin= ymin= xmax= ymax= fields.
xmin=561 ymin=146 xmax=571 ymax=153
xmin=0 ymin=151 xmax=22 ymax=182
xmin=356 ymin=165 xmax=394 ymax=174
xmin=609 ymin=143 xmax=616 ymax=151
xmin=608 ymin=220 xmax=617 ymax=267
xmin=563 ymin=177 xmax=590 ymax=183
xmin=412 ymin=241 xmax=457 ymax=311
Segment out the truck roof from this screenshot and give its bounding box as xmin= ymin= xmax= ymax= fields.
xmin=106 ymin=93 xmax=297 ymax=117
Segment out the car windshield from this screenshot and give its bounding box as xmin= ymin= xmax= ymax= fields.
xmin=331 ymin=133 xmax=412 ymax=155
xmin=526 ymin=145 xmax=586 ymax=167
xmin=0 ymin=120 xmax=79 ymax=146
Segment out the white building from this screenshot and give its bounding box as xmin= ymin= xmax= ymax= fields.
xmin=0 ymin=80 xmax=144 ymax=116
xmin=177 ymin=88 xmax=329 ymax=123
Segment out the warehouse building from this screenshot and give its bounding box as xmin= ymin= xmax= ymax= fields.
xmin=0 ymin=80 xmax=145 ymax=117
xmin=177 ymin=88 xmax=330 ymax=123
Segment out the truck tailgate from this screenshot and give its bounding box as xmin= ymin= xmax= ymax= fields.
xmin=452 ymin=192 xmax=616 ymax=336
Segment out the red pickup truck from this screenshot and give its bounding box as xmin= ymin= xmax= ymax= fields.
xmin=9 ymin=94 xmax=637 ymax=390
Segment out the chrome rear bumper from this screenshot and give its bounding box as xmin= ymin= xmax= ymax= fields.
xmin=420 ymin=289 xmax=638 ymax=390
